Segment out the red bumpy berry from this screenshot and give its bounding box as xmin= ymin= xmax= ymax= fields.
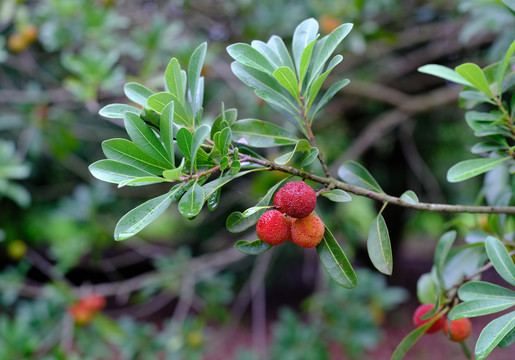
xmin=273 ymin=181 xmax=316 ymax=219
xmin=290 ymin=213 xmax=325 ymax=248
xmin=256 ymin=210 xmax=291 ymax=246
xmin=412 ymin=304 xmax=445 ymax=334
xmin=80 ymin=293 xmax=106 ymax=312
xmin=443 ymin=318 xmax=472 ymax=342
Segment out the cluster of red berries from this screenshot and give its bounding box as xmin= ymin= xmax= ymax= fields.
xmin=413 ymin=304 xmax=472 ymax=342
xmin=256 ymin=181 xmax=325 ymax=248
xmin=68 ymin=293 xmax=106 ymax=325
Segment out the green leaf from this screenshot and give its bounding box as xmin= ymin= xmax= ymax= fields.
xmin=292 ymin=18 xmax=319 ymax=72
xmin=391 ymin=313 xmax=446 ymax=360
xmin=234 ymin=239 xmax=272 ymax=255
xmin=485 ymin=236 xmax=515 ymax=286
xmin=267 ymin=35 xmax=295 ymax=72
xmin=162 ymin=158 xmax=185 ymax=180
xmin=188 ymin=42 xmax=207 ymax=117
xmin=300 ymin=147 xmax=319 ymax=167
xmin=448 ymin=298 xmax=515 ymax=320
xmin=230 ymin=62 xmax=297 ymax=112
xmin=176 ymin=128 xmax=193 ymax=161
xmin=214 ymin=127 xmax=232 ymax=157
xmin=299 ymin=38 xmax=317 ymax=85
xmin=147 ymin=92 xmax=175 ymax=113
xmin=98 ymin=104 xmax=140 ymax=119
xmin=165 ymin=58 xmax=185 ymax=104
xmin=309 ymin=23 xmax=353 ymax=83
xmin=316 ymin=226 xmax=357 ymax=289
xmin=338 ymin=161 xmax=384 ymax=193
xmin=447 ymin=157 xmax=511 ymax=183
xmin=306 ymin=55 xmax=343 ymax=111
xmin=190 ymin=124 xmax=211 ymax=173
xmin=251 ymin=40 xmax=283 ymax=69
xmin=400 ymin=190 xmax=419 ymax=204
xmin=417 ymin=64 xmax=473 ymax=87
xmin=124 ymin=82 xmax=153 ymax=107
xmin=229 ymin=160 xmax=241 ymax=175
xmin=124 ymin=112 xmax=172 ymax=167
xmin=89 ymin=159 xmax=154 ymax=185
xmin=475 ymin=311 xmax=515 ymax=360
xmin=227 ymin=43 xmax=275 ymax=74
xmin=501 ymin=0 xmax=515 ymax=11
xmin=102 ymin=139 xmax=170 ymax=175
xmin=178 ymin=181 xmax=205 ymax=219
xmin=459 ymin=281 xmax=515 ymax=301
xmin=117 ymin=176 xmax=171 ymax=188
xmin=273 ymin=67 xmax=299 ymax=98
xmin=160 ymin=101 xmax=175 ymax=167
xmin=471 ymin=142 xmax=506 ymax=154
xmin=311 ymin=79 xmax=350 ymax=119
xmin=320 ymin=189 xmax=352 ymax=202
xmin=207 ymin=187 xmax=221 ymax=211
xmin=497 ymin=40 xmax=515 ymax=95
xmin=114 ymin=185 xmax=183 ymax=240
xmin=498 ymin=327 xmax=515 ymax=348
xmin=231 ymin=119 xmax=299 ymax=147
xmin=455 ymin=63 xmax=493 ymax=98
xmin=417 ymin=273 xmax=439 ymax=304
xmin=226 ymin=177 xmax=290 ymax=233
xmin=434 ymin=231 xmax=457 ymax=286
xmin=367 ymin=214 xmax=393 ymax=275
xmin=274 ymin=139 xmax=311 ymax=165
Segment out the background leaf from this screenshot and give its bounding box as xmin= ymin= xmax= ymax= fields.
xmin=447 ymin=157 xmax=511 ymax=183
xmin=234 ymin=239 xmax=272 ymax=255
xmin=338 ymin=161 xmax=384 ymax=193
xmin=367 ymin=214 xmax=393 ymax=275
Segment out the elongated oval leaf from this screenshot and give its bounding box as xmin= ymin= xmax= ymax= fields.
xmin=320 ymin=189 xmax=352 ymax=202
xmin=89 ymin=159 xmax=154 ymax=184
xmin=273 ymin=67 xmax=299 ymax=98
xmin=234 ymin=239 xmax=272 ymax=255
xmin=434 ymin=230 xmax=457 ymax=285
xmin=178 ymin=181 xmax=205 ymax=219
xmin=456 ymin=63 xmax=493 ymax=98
xmin=118 ymin=176 xmax=171 ymax=188
xmin=227 ymin=43 xmax=275 ymax=74
xmin=306 ymin=55 xmax=342 ymax=111
xmin=274 ymin=139 xmax=311 ymax=165
xmin=485 ymin=236 xmax=515 ymax=286
xmin=447 ymin=157 xmax=511 ymax=183
xmin=102 ymin=138 xmax=169 ymax=175
xmin=251 ymin=40 xmax=283 ymax=68
xmin=417 ymin=273 xmax=439 ymax=304
xmin=459 ymin=281 xmax=515 ymax=301
xmin=367 ymin=214 xmax=393 ymax=275
xmin=231 ymin=119 xmax=299 ymax=147
xmin=147 ymin=92 xmax=174 ymax=113
xmin=188 ymin=42 xmax=207 ymax=117
xmin=124 ymin=82 xmax=153 ymax=107
xmin=300 ymin=147 xmax=319 ymax=167
xmin=299 ymin=38 xmax=317 ymax=84
xmin=400 ymin=190 xmax=419 ymax=205
xmin=163 ymin=158 xmax=185 ymax=180
xmin=99 ymin=104 xmax=140 ymax=119
xmin=124 ymin=112 xmax=172 ymax=167
xmin=176 ymin=128 xmax=193 ymax=160
xmin=475 ymin=311 xmax=515 ymax=360
xmin=312 ymin=78 xmax=350 ymax=119
xmin=165 ymin=58 xmax=185 ymax=103
xmin=316 ymin=226 xmax=357 ymax=289
xmin=309 ymin=23 xmax=353 ymax=83
xmin=418 ymin=64 xmax=473 ymax=87
xmin=160 ymin=102 xmax=175 ymax=166
xmin=267 ymin=35 xmax=295 ymax=71
xmin=114 ymin=186 xmax=182 ymax=240
xmin=391 ymin=313 xmax=446 ymax=360
xmin=448 ymin=298 xmax=515 ymax=320
xmin=292 ymin=18 xmax=319 ymax=72
xmin=190 ymin=124 xmax=211 ymax=173
xmin=338 ymin=161 xmax=384 ymax=193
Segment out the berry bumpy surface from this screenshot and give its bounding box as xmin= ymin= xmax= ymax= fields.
xmin=273 ymin=181 xmax=317 ymax=219
xmin=412 ymin=304 xmax=445 ymax=334
xmin=256 ymin=210 xmax=291 ymax=246
xmin=443 ymin=318 xmax=472 ymax=342
xmin=290 ymin=213 xmax=325 ymax=248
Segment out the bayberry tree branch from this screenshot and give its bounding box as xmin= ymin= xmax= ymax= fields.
xmin=239 ymin=154 xmax=515 ymax=215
